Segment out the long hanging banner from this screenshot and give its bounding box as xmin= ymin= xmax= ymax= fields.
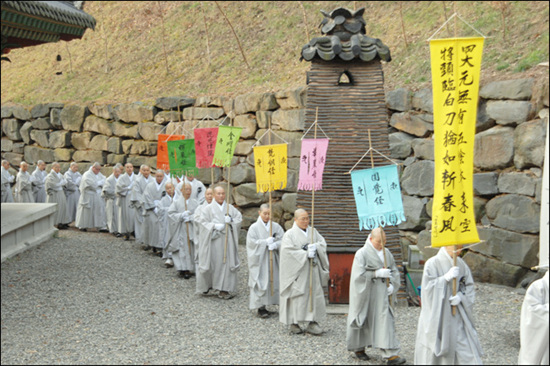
xmin=194 ymin=127 xmax=219 ymax=168
xmin=157 ymin=134 xmax=185 ymax=170
xmin=253 ymin=144 xmax=288 ymax=193
xmin=212 ymin=126 xmax=242 ymax=167
xmin=167 ymin=139 xmax=198 ymax=177
xmin=430 ymin=37 xmax=483 ymax=247
xmin=297 ymin=138 xmax=329 ymax=191
xmin=351 ymin=165 xmax=406 ymax=230
xmin=539 ymin=122 xmax=549 ymax=268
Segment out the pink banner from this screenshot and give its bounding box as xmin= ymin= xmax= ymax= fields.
xmin=194 ymin=128 xmax=218 ymax=168
xmin=298 ymin=138 xmax=329 ymax=191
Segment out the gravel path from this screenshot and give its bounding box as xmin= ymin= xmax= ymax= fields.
xmin=1 ymin=228 xmax=525 ymax=365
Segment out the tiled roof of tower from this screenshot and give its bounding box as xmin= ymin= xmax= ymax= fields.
xmin=2 ymin=1 xmax=96 ymax=30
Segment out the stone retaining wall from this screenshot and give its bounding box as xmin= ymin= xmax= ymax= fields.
xmin=2 ymin=76 xmax=548 ymax=287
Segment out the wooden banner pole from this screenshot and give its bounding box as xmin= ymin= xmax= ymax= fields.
xmin=452 ymin=246 xmax=457 ymax=316
xmin=223 ymin=117 xmax=233 ymax=264
xmin=268 ymin=119 xmax=274 ymax=297
xmin=309 ymin=108 xmax=319 ymax=313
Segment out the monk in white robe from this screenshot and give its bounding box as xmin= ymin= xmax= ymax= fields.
xmin=142 ymin=170 xmax=166 ymax=253
xmin=167 ymin=183 xmax=199 ymax=278
xmin=347 ymin=227 xmax=405 ymax=364
xmin=64 ymin=162 xmax=81 ymax=222
xmin=102 ymin=165 xmax=122 ymax=236
xmin=75 ymin=162 xmax=107 ymax=231
xmin=192 ymin=187 xmax=214 ymax=268
xmin=518 ymin=270 xmax=549 ymax=365
xmin=15 ymin=162 xmax=35 ymax=203
xmin=246 ymin=204 xmax=284 ymax=318
xmin=31 ymin=160 xmax=47 ymax=203
xmin=195 ymin=185 xmax=241 ymax=299
xmin=279 ymin=209 xmax=329 ymax=336
xmin=116 ymin=163 xmax=136 ymax=240
xmin=130 ymin=165 xmax=151 ymax=245
xmin=159 ymin=182 xmax=177 ymax=267
xmin=176 ymin=175 xmax=206 ymax=205
xmin=414 ymin=245 xmax=483 ymax=365
xmin=45 ymin=162 xmax=71 ymax=229
xmin=1 ymin=160 xmax=15 ymax=203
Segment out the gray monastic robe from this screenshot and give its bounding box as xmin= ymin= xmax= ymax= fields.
xmin=143 ymin=179 xmax=166 ymax=248
xmin=246 ymin=217 xmax=284 ymax=309
xmin=279 ymin=222 xmax=329 ymax=325
xmin=195 ymin=201 xmax=242 ymax=294
xmin=31 ymin=167 xmax=47 ymax=203
xmin=64 ymin=169 xmax=81 ymax=222
xmin=414 ymin=247 xmax=483 ymax=365
xmin=115 ymin=172 xmax=136 ymax=235
xmin=75 ymin=168 xmax=107 ymax=229
xmin=102 ymin=173 xmax=119 ymax=234
xmin=346 ymin=238 xmax=401 ymax=353
xmin=167 ymin=197 xmax=199 ymax=272
xmin=176 ymin=177 xmax=206 ymax=205
xmin=193 ymin=201 xmax=210 ymax=265
xmin=15 ymin=170 xmax=35 ymax=203
xmin=518 ymin=271 xmax=549 ymax=365
xmin=45 ymin=170 xmax=70 ymax=225
xmin=158 ymin=193 xmax=176 ymax=259
xmin=130 ymin=174 xmax=151 ymax=244
xmin=1 ymin=166 xmax=15 ymax=203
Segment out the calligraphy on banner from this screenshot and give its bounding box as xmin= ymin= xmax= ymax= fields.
xmin=212 ymin=126 xmax=242 ymax=167
xmin=351 ymin=165 xmax=406 ymax=230
xmin=430 ymin=37 xmax=483 ymax=247
xmin=157 ymin=134 xmax=185 ymax=170
xmin=297 ymin=138 xmax=329 ymax=191
xmin=253 ymin=144 xmax=288 ymax=193
xmin=167 ymin=139 xmax=198 ymax=177
xmin=194 ymin=127 xmax=219 ymax=168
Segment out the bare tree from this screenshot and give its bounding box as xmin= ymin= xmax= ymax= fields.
xmin=214 ymin=1 xmax=250 ymax=69
xmin=157 ymin=1 xmax=170 ymax=75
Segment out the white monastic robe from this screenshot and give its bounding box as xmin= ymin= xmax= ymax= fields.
xmin=176 ymin=177 xmax=206 ymax=205
xmin=193 ymin=201 xmax=210 ymax=265
xmin=64 ymin=169 xmax=82 ymax=222
xmin=75 ymin=168 xmax=107 ymax=230
xmin=167 ymin=197 xmax=199 ymax=272
xmin=279 ymin=222 xmax=329 ymax=325
xmin=15 ymin=170 xmax=35 ymax=203
xmin=195 ymin=201 xmax=242 ymax=294
xmin=45 ymin=170 xmax=70 ymax=225
xmin=158 ymin=193 xmax=176 ymax=259
xmin=130 ymin=174 xmax=151 ymax=244
xmin=1 ymin=166 xmax=15 ymax=203
xmin=246 ymin=217 xmax=284 ymax=309
xmin=347 ymin=238 xmax=401 ymax=355
xmin=116 ymin=172 xmax=136 ymax=235
xmin=31 ymin=167 xmax=47 ymax=203
xmin=414 ymin=247 xmax=483 ymax=365
xmin=102 ymin=173 xmax=119 ymax=234
xmin=143 ymin=179 xmax=166 ymax=248
xmin=518 ymin=271 xmax=549 ymax=365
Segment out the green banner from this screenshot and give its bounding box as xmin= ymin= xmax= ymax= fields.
xmin=167 ymin=139 xmax=198 ymax=177
xmin=212 ymin=126 xmax=242 ymax=167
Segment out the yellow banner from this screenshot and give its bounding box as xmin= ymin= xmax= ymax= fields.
xmin=253 ymin=144 xmax=288 ymax=193
xmin=430 ymin=37 xmax=483 ymax=247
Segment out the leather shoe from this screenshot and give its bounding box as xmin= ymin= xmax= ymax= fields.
xmin=182 ymin=271 xmax=191 ymax=279
xmin=218 ymin=291 xmax=234 ymax=300
xmin=289 ymin=324 xmax=303 ymax=334
xmin=387 ymin=356 xmax=406 ymax=365
xmin=257 ymin=306 xmax=270 ymax=318
xmin=305 ymin=321 xmax=323 ymax=335
xmin=355 ymin=351 xmax=370 ymax=361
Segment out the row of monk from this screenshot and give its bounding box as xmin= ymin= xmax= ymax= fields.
xmin=1 ymin=159 xmax=547 ymax=365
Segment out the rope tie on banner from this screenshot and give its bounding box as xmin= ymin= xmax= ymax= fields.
xmin=427 ymin=12 xmax=489 ymax=41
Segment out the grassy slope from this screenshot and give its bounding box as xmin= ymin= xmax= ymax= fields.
xmin=1 ymin=1 xmax=548 ymax=106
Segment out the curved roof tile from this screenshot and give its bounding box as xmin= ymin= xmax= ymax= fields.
xmin=301 ymin=33 xmax=392 ymax=63
xmin=3 ymin=1 xmax=96 ymax=30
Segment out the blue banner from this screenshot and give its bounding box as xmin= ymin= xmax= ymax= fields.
xmin=351 ymin=165 xmax=406 ymax=230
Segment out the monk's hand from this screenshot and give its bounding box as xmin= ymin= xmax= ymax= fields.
xmin=449 ymin=294 xmax=461 ymax=306
xmin=375 ymin=268 xmax=391 ymax=278
xmin=266 ymin=237 xmax=275 ymax=247
xmin=387 ymin=283 xmax=394 ymax=296
xmin=444 ymin=266 xmax=460 ymax=282
xmin=224 ymin=215 xmax=232 ymax=224
xmin=214 ymin=223 xmax=225 ymax=231
xmin=307 ymin=243 xmax=317 ymax=258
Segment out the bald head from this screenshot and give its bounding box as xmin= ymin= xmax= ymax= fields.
xmin=204 ymin=187 xmax=213 ymax=204
xmin=213 ymin=185 xmax=226 ymax=205
xmin=370 ymin=227 xmax=386 ymax=251
xmin=20 ymin=161 xmax=28 ymax=172
xmin=294 ymin=208 xmax=309 ymax=230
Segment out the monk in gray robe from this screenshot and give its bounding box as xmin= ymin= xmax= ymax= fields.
xmin=159 ymin=182 xmax=177 ymax=267
xmin=192 ymin=187 xmax=214 ymax=268
xmin=31 ymin=160 xmax=47 ymax=203
xmin=75 ymin=162 xmax=107 ymax=231
xmin=45 ymin=162 xmax=71 ymax=229
xmin=279 ymin=209 xmax=329 ymax=336
xmin=142 ymin=169 xmax=166 ymax=253
xmin=518 ymin=270 xmax=549 ymax=365
xmin=102 ymin=164 xmax=122 ymax=236
xmin=195 ymin=185 xmax=242 ymax=299
xmin=116 ymin=163 xmax=136 ymax=240
xmin=246 ymin=204 xmax=284 ymax=318
xmin=64 ymin=162 xmax=81 ymax=223
xmin=176 ymin=175 xmax=206 ymax=205
xmin=346 ymin=227 xmax=406 ymax=364
xmin=130 ymin=165 xmax=151 ymax=245
xmin=414 ymin=245 xmax=483 ymax=365
xmin=1 ymin=160 xmax=15 ymax=203
xmin=15 ymin=162 xmax=35 ymax=203
xmin=167 ymin=183 xmax=199 ymax=278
